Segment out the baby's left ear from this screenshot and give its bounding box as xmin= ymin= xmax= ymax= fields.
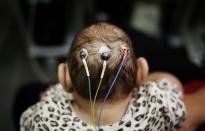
xmin=58 ymin=63 xmax=73 ymax=92
xmin=136 ymin=57 xmax=149 ymax=85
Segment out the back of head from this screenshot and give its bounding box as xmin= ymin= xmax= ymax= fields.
xmin=67 ymin=23 xmax=137 ymax=101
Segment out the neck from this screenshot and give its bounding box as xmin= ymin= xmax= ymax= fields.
xmin=72 ymin=91 xmax=132 ymax=125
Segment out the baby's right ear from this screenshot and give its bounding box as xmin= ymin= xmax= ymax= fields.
xmin=58 ymin=63 xmax=73 ymax=92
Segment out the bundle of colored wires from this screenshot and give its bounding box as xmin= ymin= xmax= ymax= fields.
xmin=97 ymin=51 xmax=128 ymax=131
xmin=92 ymin=60 xmax=107 ymax=131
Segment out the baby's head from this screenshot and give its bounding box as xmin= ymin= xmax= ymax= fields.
xmin=59 ymin=23 xmax=148 ymax=101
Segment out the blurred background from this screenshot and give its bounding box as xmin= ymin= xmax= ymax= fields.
xmin=0 ymin=0 xmax=205 ymax=130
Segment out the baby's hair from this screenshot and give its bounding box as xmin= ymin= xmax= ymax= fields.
xmin=67 ymin=23 xmax=137 ymax=101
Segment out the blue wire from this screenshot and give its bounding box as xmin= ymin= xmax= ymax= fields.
xmin=97 ymin=54 xmax=126 ymax=130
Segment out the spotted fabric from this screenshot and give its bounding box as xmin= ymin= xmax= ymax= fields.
xmin=20 ymin=79 xmax=186 ymax=131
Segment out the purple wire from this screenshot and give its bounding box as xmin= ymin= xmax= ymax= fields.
xmin=97 ymin=53 xmax=127 ymax=130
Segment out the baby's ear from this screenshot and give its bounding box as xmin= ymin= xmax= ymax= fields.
xmin=136 ymin=57 xmax=149 ymax=85
xmin=58 ymin=63 xmax=73 ymax=92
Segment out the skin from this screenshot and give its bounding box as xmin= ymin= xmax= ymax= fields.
xmin=58 ymin=57 xmax=205 ymax=130
xmin=180 ymin=87 xmax=205 ymax=131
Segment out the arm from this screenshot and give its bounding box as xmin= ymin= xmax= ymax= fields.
xmin=147 ymin=71 xmax=183 ymax=92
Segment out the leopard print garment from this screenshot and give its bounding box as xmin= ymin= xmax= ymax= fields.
xmin=20 ymin=79 xmax=186 ymax=131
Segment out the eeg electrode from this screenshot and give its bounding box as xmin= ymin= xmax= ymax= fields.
xmin=80 ymin=48 xmax=88 ymax=59
xmin=80 ymin=48 xmax=90 ymax=77
xmin=98 ymin=46 xmax=111 ymax=78
xmin=98 ymin=46 xmax=111 ymax=60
